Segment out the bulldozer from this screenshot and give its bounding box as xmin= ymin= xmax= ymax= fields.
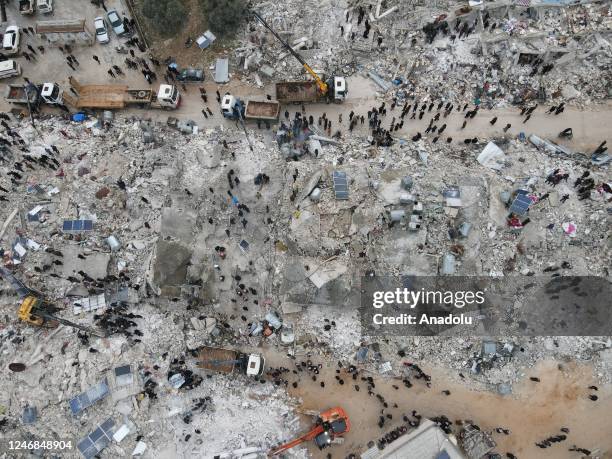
xmin=1 ymin=267 xmax=107 ymax=337
xmin=269 ymin=407 xmax=350 ymax=456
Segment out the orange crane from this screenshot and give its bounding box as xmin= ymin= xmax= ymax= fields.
xmin=269 ymin=407 xmax=350 ymax=456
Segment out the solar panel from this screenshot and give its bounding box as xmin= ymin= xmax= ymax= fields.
xmin=62 ymin=220 xmax=94 ymax=233
xmin=101 ymin=418 xmax=114 ymax=431
xmin=77 ymin=418 xmax=115 ymax=459
xmin=333 ymin=171 xmax=349 ymax=200
xmin=442 ymin=187 xmax=460 ymax=199
xmin=89 ymin=427 xmax=104 ymax=442
xmin=509 ymin=192 xmax=532 ymax=216
xmin=77 ymin=438 xmax=95 ymax=459
xmin=114 ymin=365 xmax=133 ymax=386
xmin=69 ymin=379 xmax=109 ymax=415
xmin=115 ymin=365 xmax=131 ymax=376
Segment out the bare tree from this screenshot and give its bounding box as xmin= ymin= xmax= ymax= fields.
xmin=200 ymin=0 xmax=246 ymax=37
xmin=141 ymin=0 xmax=187 ymax=37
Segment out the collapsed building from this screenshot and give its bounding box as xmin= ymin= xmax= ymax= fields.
xmin=0 ymin=0 xmax=611 ymax=457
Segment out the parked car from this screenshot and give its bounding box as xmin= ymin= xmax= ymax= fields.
xmin=18 ymin=0 xmax=34 ymax=15
xmin=177 ymin=68 xmax=204 ymax=83
xmin=3 ymin=26 xmax=21 ymax=55
xmin=94 ymin=17 xmax=109 ymax=44
xmin=37 ymin=0 xmax=53 ymax=13
xmin=106 ymin=9 xmax=125 ymax=36
xmin=0 ymin=60 xmax=22 ymax=79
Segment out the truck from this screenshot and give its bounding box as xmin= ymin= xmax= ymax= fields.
xmin=276 ymin=78 xmax=347 ymax=104
xmin=221 ymin=94 xmax=280 ymax=121
xmin=40 ymin=82 xmax=64 ymax=105
xmin=19 ymin=0 xmax=35 ymax=15
xmin=196 ymin=346 xmax=265 ymax=377
xmin=251 ymin=12 xmax=347 ymax=104
xmin=5 ymin=83 xmax=42 ymax=109
xmin=59 ymin=77 xmax=180 ymax=110
xmin=37 ymin=0 xmax=53 ymax=14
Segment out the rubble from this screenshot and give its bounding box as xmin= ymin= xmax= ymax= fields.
xmin=0 ymin=0 xmax=610 ymax=457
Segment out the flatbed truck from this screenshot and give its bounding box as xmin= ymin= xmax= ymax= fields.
xmin=60 ymin=77 xmax=180 ymax=110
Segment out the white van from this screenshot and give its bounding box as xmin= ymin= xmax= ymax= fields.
xmin=3 ymin=26 xmax=21 ymax=55
xmin=0 ymin=60 xmax=22 ymax=79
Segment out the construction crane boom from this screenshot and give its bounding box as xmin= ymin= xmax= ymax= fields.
xmin=252 ymin=10 xmax=328 ymax=96
xmin=1 ymin=269 xmax=107 ymax=337
xmin=269 ymin=426 xmax=322 ymax=456
xmin=268 ymin=407 xmax=350 ymax=456
xmin=40 ymin=310 xmax=107 ymax=338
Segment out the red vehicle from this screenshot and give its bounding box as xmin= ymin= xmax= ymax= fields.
xmin=269 ymin=407 xmax=350 ymax=456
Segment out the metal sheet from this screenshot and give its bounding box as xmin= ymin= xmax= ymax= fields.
xmin=214 ymin=58 xmax=229 ymax=83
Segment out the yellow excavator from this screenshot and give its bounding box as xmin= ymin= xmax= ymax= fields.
xmin=1 ymin=267 xmax=107 ymax=337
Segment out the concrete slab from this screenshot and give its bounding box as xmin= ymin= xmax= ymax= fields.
xmin=153 ymin=240 xmax=191 ymax=291
xmin=308 ymin=260 xmax=348 ymax=289
xmin=160 ymin=207 xmax=196 ymax=243
xmin=62 ymin=247 xmax=110 ymax=279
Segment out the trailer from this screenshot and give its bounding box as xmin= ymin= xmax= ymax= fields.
xmin=5 ymin=83 xmax=41 ymax=107
xmin=4 ymin=83 xmax=42 ymax=112
xmin=244 ymin=100 xmax=280 ymax=121
xmin=62 ymin=77 xmax=180 ymax=110
xmin=196 ymin=346 xmax=265 ymax=377
xmin=276 ymin=81 xmax=319 ymax=104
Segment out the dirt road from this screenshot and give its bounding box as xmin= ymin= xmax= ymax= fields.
xmin=262 ymin=349 xmax=611 ymax=459
xmin=120 ymin=76 xmax=610 ymax=153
